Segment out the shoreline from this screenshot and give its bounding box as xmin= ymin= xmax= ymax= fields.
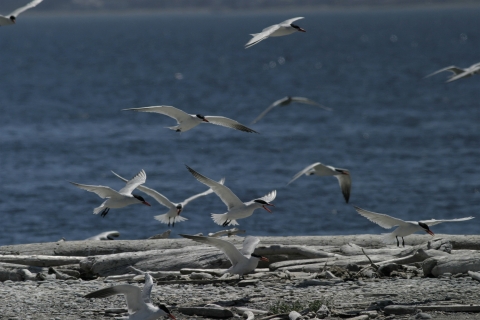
xmin=2 ymin=234 xmax=480 ymax=319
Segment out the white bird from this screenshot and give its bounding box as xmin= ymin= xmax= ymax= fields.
xmin=185 ymin=165 xmax=276 ymax=226
xmin=69 ymin=170 xmax=151 ymax=217
xmin=180 ymin=234 xmax=268 ymax=277
xmin=84 ymin=273 xmax=176 ymax=320
xmin=251 ymin=96 xmax=331 ymax=124
xmin=112 ymin=170 xmax=225 ymax=227
xmin=123 ymin=106 xmax=257 ymax=133
xmin=86 ymin=231 xmax=120 ymax=240
xmin=288 ymin=162 xmax=351 ymax=203
xmin=245 ymin=17 xmax=306 ymax=49
xmin=354 ymin=206 xmax=475 ymax=247
xmin=0 ymin=0 xmax=43 ymax=26
xmin=425 ymin=62 xmax=480 ymax=82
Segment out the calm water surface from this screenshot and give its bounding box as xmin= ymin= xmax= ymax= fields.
xmin=0 ymin=7 xmax=479 ymax=245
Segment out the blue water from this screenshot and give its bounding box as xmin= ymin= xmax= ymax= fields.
xmin=1 ymin=7 xmax=479 ymax=245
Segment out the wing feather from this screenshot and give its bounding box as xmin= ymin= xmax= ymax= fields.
xmin=84 ymin=285 xmax=142 ymax=314
xmin=123 ymin=106 xmax=190 ymax=123
xmin=180 ymin=234 xmax=245 ymax=265
xmin=420 ymin=216 xmax=474 ymax=226
xmin=245 ymin=25 xmax=280 ymax=48
xmin=10 ymin=0 xmax=43 ymax=17
xmin=186 ymin=166 xmax=244 ymax=209
xmin=205 ymin=116 xmax=258 ymax=133
xmin=354 ymin=206 xmax=408 ymax=229
xmin=69 ymin=182 xmax=120 ymax=199
xmin=287 ymin=162 xmax=323 ymax=185
xmin=118 ymin=170 xmax=147 ymax=195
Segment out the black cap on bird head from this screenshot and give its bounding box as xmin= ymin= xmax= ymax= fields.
xmin=133 ymin=194 xmax=146 ymax=202
xmin=291 ymin=23 xmax=306 ymax=32
xmin=254 ymin=199 xmax=268 ymax=205
xmin=418 ymin=222 xmax=434 ymax=236
xmin=10 ymin=16 xmax=16 ymax=23
xmin=176 ymin=204 xmax=182 ymax=214
xmin=157 ymin=304 xmax=176 ymax=319
xmin=196 ymin=114 xmax=209 ymax=122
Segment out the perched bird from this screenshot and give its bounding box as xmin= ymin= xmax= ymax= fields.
xmin=84 ymin=273 xmax=176 ymax=320
xmin=85 ymin=231 xmax=120 ymax=240
xmin=180 ymin=234 xmax=268 ymax=277
xmin=185 ymin=165 xmax=276 ymax=226
xmin=123 ymin=106 xmax=257 ymax=133
xmin=425 ymin=62 xmax=480 ymax=82
xmin=251 ymin=96 xmax=331 ymax=124
xmin=69 ymin=170 xmax=151 ymax=217
xmin=112 ymin=170 xmax=225 ymax=227
xmin=245 ymin=17 xmax=306 ymax=49
xmin=0 ymin=0 xmax=43 ymax=26
xmin=354 ymin=206 xmax=475 ymax=247
xmin=288 ymin=162 xmax=351 ymax=203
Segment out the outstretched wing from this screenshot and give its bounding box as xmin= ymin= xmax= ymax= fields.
xmin=287 ymin=162 xmax=323 ymax=185
xmin=240 ymin=236 xmax=260 ymax=256
xmin=245 ymin=25 xmax=280 ymax=49
xmin=291 ymin=97 xmax=332 ymax=111
xmin=118 ymin=170 xmax=147 ymax=196
xmin=112 ymin=171 xmax=174 ymax=209
xmin=10 ymin=0 xmax=43 ymax=17
xmin=205 ymin=116 xmax=258 ymax=133
xmin=181 ymin=177 xmax=226 ymax=207
xmin=141 ymin=273 xmax=154 ymax=304
xmin=335 ymin=174 xmax=351 ymax=203
xmin=256 ymin=190 xmax=277 ymax=203
xmin=251 ymin=98 xmax=288 ymax=124
xmin=123 ymin=106 xmax=191 ymax=124
xmin=69 ymin=181 xmax=120 ymax=199
xmin=279 ymin=17 xmax=304 ymax=26
xmin=84 ymin=285 xmax=142 ymax=314
xmin=186 ymin=166 xmax=244 ymax=210
xmin=420 ymin=216 xmax=474 ymax=226
xmin=180 ymin=234 xmax=245 ymax=265
xmin=424 ymin=66 xmax=464 ymax=78
xmin=354 ymin=206 xmax=408 ymax=229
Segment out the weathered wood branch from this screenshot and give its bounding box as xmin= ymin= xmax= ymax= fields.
xmin=0 ymin=255 xmax=84 ymax=267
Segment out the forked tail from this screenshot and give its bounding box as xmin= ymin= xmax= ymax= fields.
xmin=154 ymin=214 xmax=188 ymax=225
xmin=211 ymin=213 xmax=239 ymax=226
xmin=93 ymin=201 xmax=108 ymax=215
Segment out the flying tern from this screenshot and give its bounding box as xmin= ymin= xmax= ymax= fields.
xmin=180 ymin=234 xmax=268 ymax=277
xmin=112 ymin=170 xmax=225 ymax=227
xmin=354 ymin=206 xmax=475 ymax=247
xmin=425 ymin=62 xmax=480 ymax=82
xmin=288 ymin=162 xmax=351 ymax=203
xmin=0 ymin=0 xmax=43 ymax=26
xmin=84 ymin=273 xmax=176 ymax=320
xmin=185 ymin=165 xmax=276 ymax=226
xmin=252 ymin=96 xmax=331 ymax=124
xmin=69 ymin=170 xmax=151 ymax=217
xmin=245 ymin=17 xmax=306 ymax=49
xmin=123 ymin=106 xmax=257 ymax=133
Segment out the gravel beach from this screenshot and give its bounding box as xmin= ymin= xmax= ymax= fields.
xmin=2 ymin=272 xmax=480 ymax=319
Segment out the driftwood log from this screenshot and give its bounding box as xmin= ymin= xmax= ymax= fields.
xmin=3 ymin=235 xmax=480 ymax=257
xmin=423 ymin=253 xmax=480 ymax=277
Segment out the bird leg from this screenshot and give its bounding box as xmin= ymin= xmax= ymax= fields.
xmin=402 ymin=237 xmax=405 ymax=247
xmin=222 ymin=220 xmax=230 ymax=227
xmin=172 ymin=219 xmax=175 ymax=227
xmin=396 ymin=236 xmax=399 ymax=247
xmin=100 ymin=208 xmax=110 ymax=218
xmin=168 ymin=218 xmax=171 ymax=227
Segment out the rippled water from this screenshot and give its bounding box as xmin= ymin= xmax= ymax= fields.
xmin=0 ymin=7 xmax=479 ymax=245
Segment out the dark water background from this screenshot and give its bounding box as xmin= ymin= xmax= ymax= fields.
xmin=0 ymin=6 xmax=479 ymax=245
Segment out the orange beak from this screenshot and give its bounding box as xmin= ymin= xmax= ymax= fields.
xmin=143 ymin=201 xmax=151 ymax=207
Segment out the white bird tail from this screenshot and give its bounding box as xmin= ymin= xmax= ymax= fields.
xmin=154 ymin=214 xmax=188 ymax=224
xmin=93 ymin=201 xmax=108 ymax=215
xmin=381 ymin=233 xmax=396 ymax=244
xmin=211 ymin=213 xmax=239 ymax=226
xmin=250 ymin=33 xmax=259 ymax=37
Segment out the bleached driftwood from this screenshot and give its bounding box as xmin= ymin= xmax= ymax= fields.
xmin=208 ymin=228 xmax=246 ymax=237
xmin=0 ymin=255 xmax=84 ymax=267
xmin=180 ymin=268 xmax=226 ymax=276
xmin=377 ymin=249 xmax=450 ymax=266
xmin=79 ymin=246 xmax=229 ymax=277
xmin=422 ymin=253 xmax=480 ymax=277
xmin=148 ymin=230 xmax=171 ymax=239
xmin=467 ymin=271 xmax=480 ymax=282
xmin=3 ymin=235 xmax=480 ymax=257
